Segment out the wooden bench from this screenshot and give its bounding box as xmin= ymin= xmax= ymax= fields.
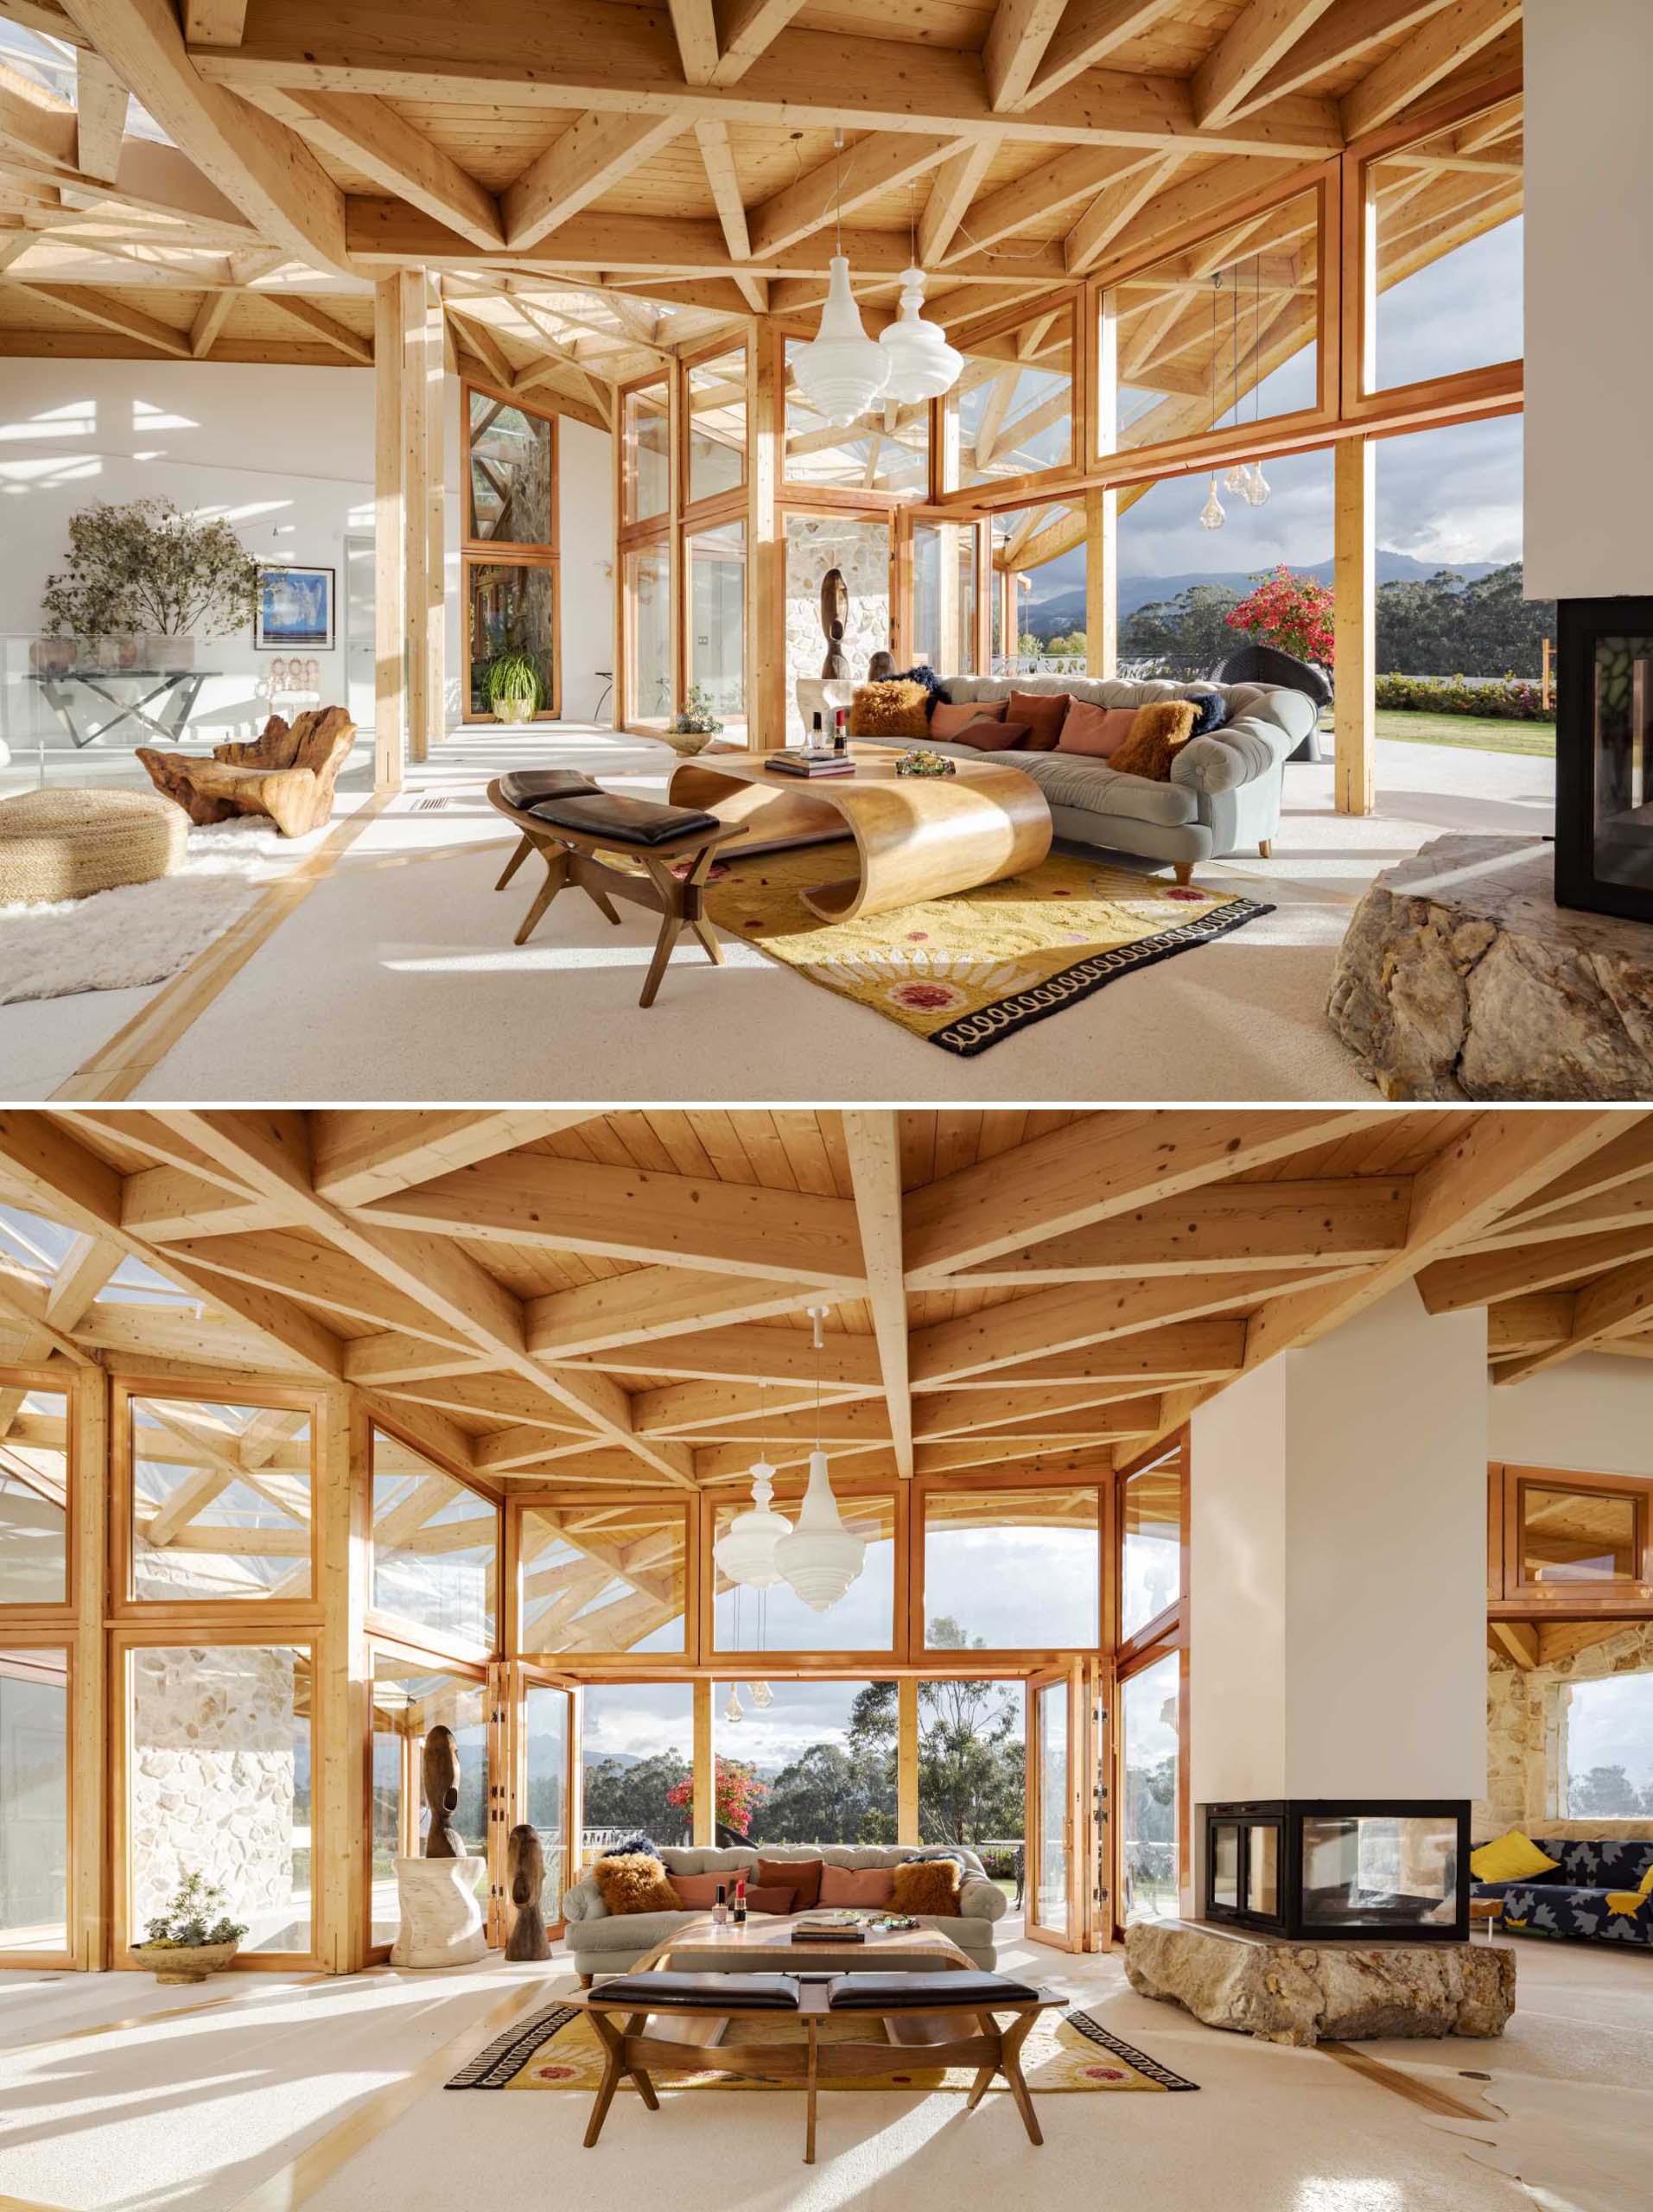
xmin=486 ymin=775 xmax=747 ymax=1008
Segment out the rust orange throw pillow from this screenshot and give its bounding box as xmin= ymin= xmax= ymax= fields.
xmin=1058 ymin=701 xmax=1136 ymax=758
xmin=1008 ymin=690 xmax=1071 ymax=750
xmin=1110 ymin=699 xmax=1199 ymax=781
xmin=743 ymin=1884 xmax=798 ymax=1916
xmin=666 ymin=1872 xmax=728 ymax=1908
xmin=930 ymin=699 xmax=1003 ymax=741
xmin=758 ymin=1856 xmax=823 ymax=1910
xmin=594 ymin=1853 xmax=681 ymax=1915
xmin=849 ymin=679 xmax=931 ymax=739
xmin=890 ymin=1858 xmax=964 ymax=1915
xmin=950 ymin=715 xmax=1029 ymax=750
xmin=818 ymin=1865 xmax=896 ymax=1909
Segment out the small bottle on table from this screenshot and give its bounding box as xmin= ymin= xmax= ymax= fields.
xmin=712 ymin=1882 xmax=728 ymax=1928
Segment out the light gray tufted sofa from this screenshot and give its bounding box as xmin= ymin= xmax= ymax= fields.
xmin=856 ymin=674 xmax=1317 ymax=877
xmin=561 ymin=1842 xmax=1008 ymax=1980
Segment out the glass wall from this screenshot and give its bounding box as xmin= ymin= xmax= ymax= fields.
xmin=581 ymin=1681 xmax=694 ymax=1861
xmin=368 ymin=1650 xmax=488 ymax=1945
xmin=687 ymin=344 xmax=746 ymax=505
xmin=521 ymin=1502 xmax=687 ymax=1656
xmin=1121 ymin=1457 xmax=1180 ymax=1640
xmin=371 ymin=1428 xmax=498 ymax=1649
xmin=783 ymin=512 xmax=890 ymax=738
xmin=625 ymin=541 xmax=673 ymax=723
xmin=467 ymin=560 xmax=556 ymax=721
xmin=623 ymin=378 xmax=670 ymax=521
xmin=1120 ymin=1649 xmax=1179 ymax=1925
xmin=1370 ymin=94 xmax=1522 ymax=390
xmin=0 ymin=1388 xmax=67 ymax=1605
xmin=784 ymin=339 xmax=927 ymax=495
xmin=990 ymin=502 xmax=1086 ymax=673
xmin=130 ymin=1642 xmax=313 ymax=1955
xmin=525 ymin=1682 xmax=571 ymax=1914
xmin=130 ymin=1397 xmax=313 ymax=1604
xmin=916 ymin=1677 xmax=1024 ymax=1882
xmin=464 ymin=383 xmax=557 ymax=721
xmin=1035 ymin=1680 xmax=1068 ymax=1933
xmin=952 ymin=307 xmax=1072 ymax=487
xmin=712 ymin=1677 xmax=897 ymax=1847
xmin=467 ymin=389 xmax=554 ymax=545
xmin=686 ymin=517 xmax=746 ymax=718
xmin=713 ymin=1492 xmax=894 ymax=1655
xmin=0 ymin=1647 xmax=67 ymax=1953
xmin=924 ymin=1490 xmax=1100 ymax=1650
xmin=911 ymin=521 xmax=976 ymax=674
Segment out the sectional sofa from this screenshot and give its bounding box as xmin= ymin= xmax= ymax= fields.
xmin=1472 ymin=1835 xmax=1653 ymax=1947
xmin=560 ymin=1841 xmax=1008 ymax=1979
xmin=849 ymin=674 xmax=1319 ymax=878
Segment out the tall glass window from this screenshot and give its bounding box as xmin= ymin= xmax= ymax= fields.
xmin=1122 ymin=1457 xmax=1181 ymax=1640
xmin=711 ymin=1677 xmax=897 ymax=1847
xmin=687 ymin=345 xmax=746 ymax=505
xmin=713 ymin=1493 xmax=894 ymax=1655
xmin=130 ymin=1396 xmax=313 ymax=1604
xmin=0 ymin=1646 xmax=67 ymax=1954
xmin=924 ymin=1491 xmax=1100 ymax=1650
xmin=467 ymin=390 xmax=554 ymax=545
xmin=1121 ymin=1650 xmax=1179 ymax=1925
xmin=368 ymin=1651 xmax=488 ymax=1945
xmin=467 ymin=561 xmax=556 ymax=721
xmin=911 ymin=522 xmax=976 ymax=673
xmin=0 ymin=1388 xmax=67 ymax=1605
xmin=371 ymin=1428 xmax=497 ymax=1649
xmin=783 ymin=512 xmax=890 ymax=739
xmin=525 ymin=1683 xmax=571 ymax=1915
xmin=625 ymin=541 xmax=673 ymax=723
xmin=784 ymin=339 xmax=927 ymax=494
xmin=1036 ymin=1681 xmax=1069 ymax=1933
xmin=686 ymin=517 xmax=746 ymax=718
xmin=464 ymin=383 xmax=557 ymax=722
xmin=1370 ymin=94 xmax=1522 ymax=390
xmin=953 ymin=308 xmax=1072 ymax=487
xmin=581 ymin=1681 xmax=695 ymax=1863
xmin=624 ymin=378 xmax=671 ymax=521
xmin=521 ymin=1503 xmax=687 ymax=1656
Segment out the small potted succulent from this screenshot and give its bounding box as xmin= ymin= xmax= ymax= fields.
xmin=662 ymin=683 xmax=723 ymax=757
xmin=132 ymin=1872 xmax=248 ymax=1984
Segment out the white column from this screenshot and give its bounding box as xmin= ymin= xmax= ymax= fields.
xmin=1190 ymin=1283 xmax=1488 ymax=1805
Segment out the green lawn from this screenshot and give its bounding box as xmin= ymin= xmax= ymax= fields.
xmin=1360 ymin=709 xmax=1556 ymax=758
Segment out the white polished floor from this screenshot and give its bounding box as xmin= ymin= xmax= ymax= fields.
xmin=1 ymin=1927 xmax=1642 ymax=2212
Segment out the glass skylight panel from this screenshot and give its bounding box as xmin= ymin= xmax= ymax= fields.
xmin=0 ymin=1205 xmax=77 ymax=1285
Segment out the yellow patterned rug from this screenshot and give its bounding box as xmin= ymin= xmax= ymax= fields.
xmin=697 ymin=841 xmax=1274 ymax=1055
xmin=448 ymin=2000 xmax=1198 ymax=2094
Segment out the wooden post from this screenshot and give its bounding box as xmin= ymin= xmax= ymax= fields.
xmin=668 ymin=359 xmax=684 ymax=722
xmin=1333 ymin=432 xmax=1375 ymax=816
xmin=397 ymin=269 xmax=445 ymax=765
xmin=747 ymin=323 xmax=783 ymax=749
xmin=936 ymin=522 xmax=961 ymax=673
xmin=691 ymin=1675 xmax=715 ymax=1845
xmin=1542 ymin=634 xmax=1553 ymax=711
xmin=315 ymin=1387 xmax=371 ymax=1972
xmin=372 ymin=277 xmax=404 ymax=794
xmin=897 ymin=1676 xmax=919 ymax=1844
xmin=72 ymin=1364 xmax=108 ymax=1971
xmin=1085 ymin=486 xmax=1117 ymax=678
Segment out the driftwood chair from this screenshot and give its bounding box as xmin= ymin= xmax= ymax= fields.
xmin=137 ymin=706 xmax=357 ymax=837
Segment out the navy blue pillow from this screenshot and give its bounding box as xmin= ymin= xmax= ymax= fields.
xmin=1186 ymin=690 xmax=1228 ymax=738
xmin=603 ymin=1834 xmax=661 ymax=1860
xmin=896 ymin=664 xmax=949 ymax=707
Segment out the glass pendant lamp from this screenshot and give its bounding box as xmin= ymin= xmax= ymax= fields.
xmin=1199 ymin=476 xmax=1225 ymax=531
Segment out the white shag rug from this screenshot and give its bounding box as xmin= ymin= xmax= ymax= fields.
xmin=0 ymin=814 xmax=315 ymax=1005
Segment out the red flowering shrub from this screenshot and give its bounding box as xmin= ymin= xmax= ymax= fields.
xmin=1226 ymin=566 xmax=1335 ymax=668
xmin=666 ymin=1758 xmax=769 ymax=1834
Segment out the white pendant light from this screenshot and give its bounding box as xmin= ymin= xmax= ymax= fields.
xmin=772 ymin=1306 xmax=866 ymax=1613
xmin=794 ymin=253 xmax=890 ymax=427
xmin=713 ymin=1457 xmax=791 ymax=1591
xmin=879 ymin=264 xmax=963 ymax=405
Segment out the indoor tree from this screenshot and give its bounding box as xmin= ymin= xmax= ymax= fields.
xmin=41 ymin=496 xmax=259 ymax=639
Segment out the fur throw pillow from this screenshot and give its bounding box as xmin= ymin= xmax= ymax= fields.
xmin=896 ymin=664 xmax=947 ymax=702
xmin=594 ymin=1852 xmax=681 ymax=1915
xmin=890 ymin=1857 xmax=964 ymax=1915
xmin=1187 ymin=689 xmax=1228 ymax=737
xmin=849 ymin=679 xmax=931 ymax=738
xmin=1111 ymin=699 xmax=1199 ymax=781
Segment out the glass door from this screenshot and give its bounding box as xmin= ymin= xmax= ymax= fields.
xmin=1026 ymin=1664 xmax=1080 ymax=1951
xmin=1117 ymin=1647 xmax=1181 ymax=1931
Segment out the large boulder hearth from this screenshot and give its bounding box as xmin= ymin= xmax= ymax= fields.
xmin=1327 ymin=835 xmax=1653 ymax=1099
xmin=1124 ymin=1919 xmax=1515 ymax=2046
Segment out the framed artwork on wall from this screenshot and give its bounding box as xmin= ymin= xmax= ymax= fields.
xmin=256 ymin=564 xmax=335 ymax=651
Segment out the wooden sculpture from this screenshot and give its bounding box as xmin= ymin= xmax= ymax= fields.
xmin=421 ymin=1724 xmax=463 ymax=1859
xmin=137 ymin=705 xmax=356 ymax=837
xmin=819 ymin=568 xmax=850 ymax=679
xmin=505 ymin=1825 xmax=551 ymax=1961
xmin=867 ymin=649 xmax=897 ymax=683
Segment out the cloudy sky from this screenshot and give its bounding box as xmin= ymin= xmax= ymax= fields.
xmin=1110 ymin=216 xmax=1526 ymax=583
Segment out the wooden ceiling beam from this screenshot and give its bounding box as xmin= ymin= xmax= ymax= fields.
xmin=1193 ymin=0 xmax=1341 ymax=130
xmin=1488 ymin=1119 xmax=1653 ymax=1233
xmin=842 ymin=1111 xmax=912 ymax=1480
xmin=937 ymin=143 xmax=1152 ymax=263
xmin=503 ymin=111 xmax=686 ymax=253
xmin=1495 ymin=1254 xmax=1653 ymax=1384
xmin=562 ymin=1322 xmax=881 ymax=1389
xmin=264 ymin=289 xmax=371 ymax=362
xmin=154 ymin=1229 xmax=475 ymax=1344
xmin=709 ymin=0 xmax=811 ymax=88
xmin=693 ymin=118 xmax=766 ymax=313
xmin=747 ymin=130 xmax=959 ymax=260
xmin=6 ymin=277 xmax=191 ymax=356
xmin=73 ymin=51 xmax=127 ymax=182
xmin=1339 ymin=0 xmax=1521 ymax=141
xmin=341 ymin=1333 xmax=493 ymax=1385
xmin=281 ymin=89 xmax=505 ymax=251
xmin=1022 ymin=1 xmax=1184 ymax=108
xmin=525 ymin=1269 xmax=827 ymax=1362
xmin=668 ymin=0 xmax=721 ymax=86
xmin=983 ymin=0 xmax=1067 ymax=113
xmin=1065 ymin=149 xmax=1182 ymax=274
xmin=918 ymin=137 xmax=997 ymax=265
xmin=1487 ymin=1293 xmax=1574 ymax=1359
xmin=1418 ymin=1227 xmax=1653 ymax=1314
xmin=1250 ymin=0 xmax=1453 ymax=114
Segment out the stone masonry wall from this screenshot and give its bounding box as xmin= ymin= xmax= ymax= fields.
xmin=131 ymin=1644 xmax=296 ymax=1941
xmin=1478 ymin=1624 xmax=1653 ymax=1839
xmin=785 ymin=514 xmax=891 ymax=738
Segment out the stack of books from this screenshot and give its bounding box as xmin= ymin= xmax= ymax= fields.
xmin=792 ymin=1910 xmax=869 ymax=1942
xmin=766 ymin=747 xmax=855 ymax=779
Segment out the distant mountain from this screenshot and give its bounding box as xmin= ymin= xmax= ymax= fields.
xmin=1021 ymin=550 xmax=1502 ymax=639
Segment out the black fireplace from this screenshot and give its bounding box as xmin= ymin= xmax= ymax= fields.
xmin=1554 ymin=597 xmax=1653 ymax=924
xmin=1200 ymin=1801 xmax=1468 ymax=1942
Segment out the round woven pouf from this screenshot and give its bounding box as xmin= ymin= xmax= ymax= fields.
xmin=0 ymin=787 xmax=188 ymax=904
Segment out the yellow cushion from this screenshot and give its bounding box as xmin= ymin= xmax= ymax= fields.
xmin=1605 ymin=1864 xmax=1653 ymax=1915
xmin=1469 ymin=1830 xmax=1560 ymax=1883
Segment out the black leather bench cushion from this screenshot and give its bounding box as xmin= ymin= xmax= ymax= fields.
xmin=527 ymin=791 xmax=725 ymax=846
xmin=825 ymin=1972 xmax=1042 ymax=2009
xmin=592 ymin=1973 xmax=799 ymax=2010
xmin=497 ymin=769 xmax=601 ymax=808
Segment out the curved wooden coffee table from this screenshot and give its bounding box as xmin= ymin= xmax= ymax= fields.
xmin=667 ymin=744 xmax=1052 ymax=922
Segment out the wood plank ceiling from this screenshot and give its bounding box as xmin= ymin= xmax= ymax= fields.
xmin=0 ymin=1 xmax=1523 ymax=429
xmin=2 ymin=1108 xmax=1647 ymax=1529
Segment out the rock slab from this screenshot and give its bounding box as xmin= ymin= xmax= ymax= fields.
xmin=1124 ymin=1918 xmax=1516 ymax=2047
xmin=1326 ymin=834 xmax=1653 ymax=1098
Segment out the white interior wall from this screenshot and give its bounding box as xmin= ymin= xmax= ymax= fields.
xmin=0 ymin=359 xmax=372 ymax=749
xmin=1190 ymin=1286 xmax=1488 ymax=1806
xmin=1488 ymin=1354 xmax=1653 ymax=1478
xmin=1523 ymin=0 xmax=1653 ymax=597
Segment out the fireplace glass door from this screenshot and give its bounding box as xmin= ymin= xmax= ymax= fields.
xmin=1300 ymin=1811 xmax=1459 ymax=1931
xmin=1556 ymin=598 xmax=1653 ymax=922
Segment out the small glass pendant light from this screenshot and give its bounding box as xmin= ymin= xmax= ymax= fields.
xmin=1224 ymin=461 xmax=1249 ymax=495
xmin=751 ymin=1681 xmax=773 ymax=1709
xmin=1244 ymin=459 xmax=1271 ymax=507
xmin=724 ymin=1683 xmax=745 ymax=1725
xmin=1199 ymin=474 xmax=1225 ymax=531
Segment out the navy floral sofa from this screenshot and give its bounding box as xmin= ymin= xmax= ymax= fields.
xmin=1473 ymin=1837 xmax=1653 ymax=1947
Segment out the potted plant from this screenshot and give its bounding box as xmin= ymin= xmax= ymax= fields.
xmin=131 ymin=1872 xmax=248 ymax=1984
xmin=486 ymin=648 xmax=544 ymax=723
xmin=662 ymin=683 xmax=724 ymax=758
xmin=41 ymin=495 xmax=259 ymax=674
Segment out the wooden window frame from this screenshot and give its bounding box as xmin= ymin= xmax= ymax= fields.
xmin=366 ymin=1415 xmax=501 ymax=1670
xmin=914 ymin=1475 xmax=1106 ymax=1667
xmin=0 ymin=1364 xmax=74 ymax=1625
xmin=462 ymin=376 xmax=559 ymax=557
xmin=111 ymin=1377 xmax=326 ymax=1629
xmin=937 ymin=289 xmax=1084 ymax=510
xmin=681 ymin=335 xmax=749 ymax=524
xmin=512 ymin=1491 xmax=699 ymax=1669
xmin=0 ymin=1634 xmax=75 ymax=1969
xmin=1496 ymin=1462 xmax=1653 ymax=1611
xmin=1114 ymin=1436 xmax=1186 ymax=1665
xmin=702 ymin=1478 xmax=906 ymax=1671
xmin=461 ymin=377 xmax=563 ymax=726
xmin=620 ymin=368 xmax=673 ymax=531
xmin=112 ymin=1624 xmax=324 ymax=1973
